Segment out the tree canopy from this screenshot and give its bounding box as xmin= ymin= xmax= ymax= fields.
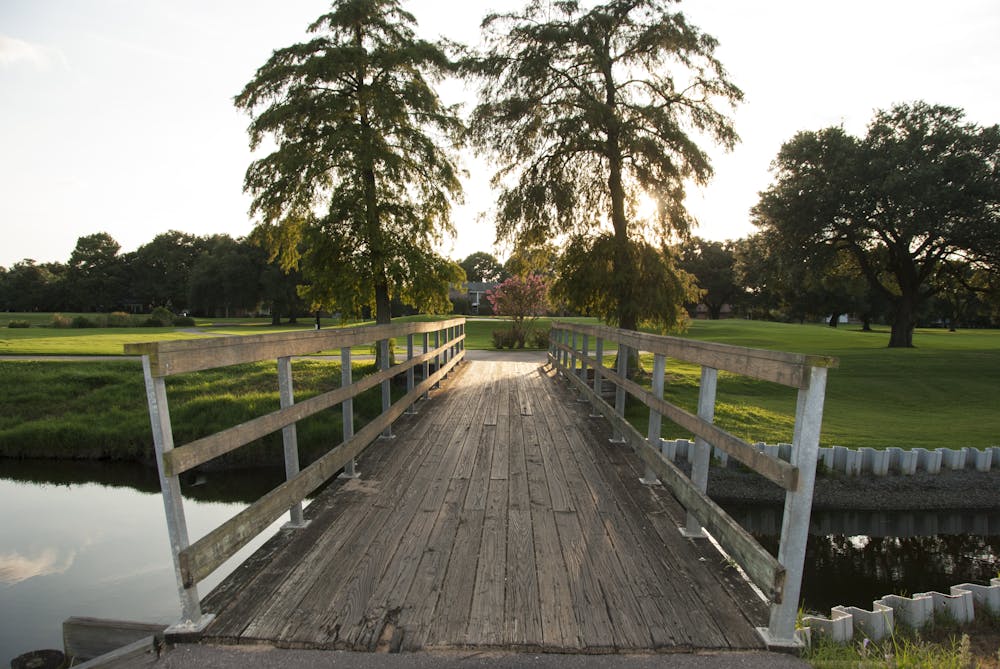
xmin=467 ymin=0 xmax=741 ymax=331
xmin=236 ymin=0 xmax=464 ymax=324
xmin=754 ymin=102 xmax=1000 ymax=347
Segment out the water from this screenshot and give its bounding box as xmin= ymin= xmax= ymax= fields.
xmin=0 ymin=461 xmax=291 ymax=667
xmin=2 ymin=462 xmax=998 ymax=665
xmin=725 ymin=504 xmax=1000 ymax=614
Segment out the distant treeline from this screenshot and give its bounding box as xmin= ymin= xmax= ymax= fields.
xmin=0 ymin=231 xmax=305 ymax=322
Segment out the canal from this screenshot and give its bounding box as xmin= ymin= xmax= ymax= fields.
xmin=2 ymin=460 xmax=998 ymax=665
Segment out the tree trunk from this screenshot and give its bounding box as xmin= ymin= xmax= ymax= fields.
xmin=888 ymin=299 xmax=915 ymax=348
xmin=828 ymin=313 xmax=840 ymax=328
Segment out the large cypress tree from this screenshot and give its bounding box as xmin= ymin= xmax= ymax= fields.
xmin=236 ymin=0 xmax=464 ymax=323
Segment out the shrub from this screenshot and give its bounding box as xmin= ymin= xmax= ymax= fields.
xmin=529 ymin=328 xmax=551 ymax=349
xmin=50 ymin=313 xmax=72 ymax=328
xmin=148 ymin=306 xmax=175 ymax=327
xmin=107 ymin=311 xmax=136 ymax=327
xmin=71 ymin=315 xmax=98 ymax=328
xmin=7 ymin=320 xmax=30 ymax=328
xmin=173 ymin=316 xmax=196 ymax=327
xmin=492 ymin=328 xmax=518 ymax=349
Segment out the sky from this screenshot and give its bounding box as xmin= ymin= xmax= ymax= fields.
xmin=1 ymin=0 xmax=999 ymax=269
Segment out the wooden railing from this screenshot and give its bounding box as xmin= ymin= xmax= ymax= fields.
xmin=125 ymin=318 xmax=466 ymax=632
xmin=547 ymin=322 xmax=838 ymax=647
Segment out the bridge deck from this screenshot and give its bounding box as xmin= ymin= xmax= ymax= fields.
xmin=201 ymin=358 xmax=767 ymax=653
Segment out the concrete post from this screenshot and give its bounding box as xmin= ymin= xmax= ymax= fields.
xmin=405 ymin=334 xmax=417 ymax=414
xmin=380 ymin=338 xmax=394 ymax=439
xmin=610 ymin=344 xmax=628 ymax=444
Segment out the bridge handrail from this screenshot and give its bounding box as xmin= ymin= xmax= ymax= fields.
xmin=129 ymin=318 xmax=466 ymax=633
xmin=548 ymin=321 xmax=836 ymax=647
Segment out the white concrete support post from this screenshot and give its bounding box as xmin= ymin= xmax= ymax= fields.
xmin=141 ymin=356 xmax=213 ymax=633
xmin=561 ymin=329 xmax=570 ymax=370
xmin=683 ymin=366 xmax=718 ymax=538
xmin=641 ymin=353 xmax=666 ymax=485
xmin=340 ymin=348 xmax=359 ymax=478
xmin=570 ymin=331 xmax=578 ymax=375
xmin=763 ymin=366 xmax=828 ymax=647
xmin=590 ymin=337 xmax=604 ymax=418
xmin=405 ymin=334 xmax=417 ymax=414
xmin=277 ymin=356 xmax=306 ymax=528
xmin=579 ymin=334 xmax=590 ymax=382
xmin=610 ymin=344 xmax=628 ymax=444
xmin=422 ymin=332 xmax=430 ymax=399
xmin=380 ymin=338 xmax=394 ymax=439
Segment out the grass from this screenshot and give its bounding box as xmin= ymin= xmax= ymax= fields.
xmin=1 ymin=314 xmax=998 ymax=453
xmin=0 ymin=358 xmax=390 ymax=464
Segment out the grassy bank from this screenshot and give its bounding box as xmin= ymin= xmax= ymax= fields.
xmin=0 ymin=358 xmax=389 ymax=466
xmin=1 ymin=317 xmax=998 ymax=460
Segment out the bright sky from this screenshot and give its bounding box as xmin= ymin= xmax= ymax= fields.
xmin=2 ymin=0 xmax=999 ymax=269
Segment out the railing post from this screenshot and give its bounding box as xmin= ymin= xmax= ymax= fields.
xmin=683 ymin=366 xmax=718 ymax=537
xmin=340 ymin=348 xmax=359 ymax=478
xmin=570 ymin=331 xmax=578 ymax=375
xmin=380 ymin=338 xmax=394 ymax=439
xmin=610 ymin=343 xmax=628 ymax=444
xmin=763 ymin=365 xmax=828 ymax=647
xmin=590 ymin=337 xmax=604 ymax=418
xmin=405 ymin=333 xmax=417 ymax=414
xmin=577 ymin=334 xmax=589 ymax=395
xmin=141 ymin=356 xmax=213 ymax=632
xmin=422 ymin=332 xmax=430 ymax=399
xmin=277 ymin=356 xmax=306 ymax=527
xmin=433 ymin=329 xmax=441 ymax=389
xmin=642 ymin=353 xmax=665 ymax=485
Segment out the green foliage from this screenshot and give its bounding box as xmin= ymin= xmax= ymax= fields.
xmin=50 ymin=313 xmax=72 ymax=328
xmin=467 ymin=0 xmax=741 ymax=329
xmin=677 ymin=237 xmax=740 ymax=319
xmin=7 ymin=320 xmax=30 ymax=328
xmin=236 ymin=0 xmax=464 ymax=324
xmin=459 ymin=252 xmax=506 ymax=283
xmin=148 ymin=306 xmax=174 ymax=327
xmin=555 ymin=233 xmax=698 ymax=332
xmin=754 ymin=101 xmax=1000 ymax=347
xmin=486 ymin=274 xmax=549 ymax=343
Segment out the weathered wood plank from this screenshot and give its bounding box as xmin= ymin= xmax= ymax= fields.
xmin=467 ymin=479 xmax=508 ymax=645
xmin=127 ymin=318 xmax=466 ymax=377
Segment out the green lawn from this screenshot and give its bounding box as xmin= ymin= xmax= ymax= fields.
xmin=2 ymin=315 xmax=997 ymax=452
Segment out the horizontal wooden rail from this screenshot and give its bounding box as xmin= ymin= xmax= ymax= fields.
xmin=548 ymin=320 xmax=835 ymax=645
xmin=133 ymin=318 xmax=467 ymax=632
xmin=558 ymin=365 xmax=786 ymax=602
xmin=126 ymin=318 xmax=466 ymax=377
xmin=555 ymin=321 xmax=837 ymax=388
xmin=177 ymin=348 xmax=463 ymax=587
xmin=552 ymin=340 xmax=798 ymax=490
xmin=162 ymin=343 xmax=456 ymax=477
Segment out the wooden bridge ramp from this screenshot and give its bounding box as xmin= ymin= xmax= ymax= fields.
xmin=201 ymin=358 xmax=767 ymax=653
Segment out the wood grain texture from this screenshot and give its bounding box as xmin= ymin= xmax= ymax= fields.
xmin=199 ymin=358 xmax=766 ymax=653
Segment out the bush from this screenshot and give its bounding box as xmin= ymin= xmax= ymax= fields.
xmin=173 ymin=316 xmax=196 ymax=327
xmin=71 ymin=315 xmax=99 ymax=328
xmin=107 ymin=311 xmax=136 ymax=327
xmin=148 ymin=306 xmax=175 ymax=327
xmin=529 ymin=328 xmax=551 ymax=349
xmin=50 ymin=313 xmax=72 ymax=328
xmin=492 ymin=328 xmax=523 ymax=349
xmin=7 ymin=320 xmax=30 ymax=328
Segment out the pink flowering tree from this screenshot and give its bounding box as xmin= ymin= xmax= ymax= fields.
xmin=486 ymin=274 xmax=549 ymax=347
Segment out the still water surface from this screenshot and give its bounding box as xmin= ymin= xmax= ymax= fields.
xmin=2 ymin=461 xmax=998 ymax=665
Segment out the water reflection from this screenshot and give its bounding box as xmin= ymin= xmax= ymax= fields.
xmin=0 ymin=461 xmax=294 ymax=667
xmin=725 ymin=504 xmax=1000 ymax=614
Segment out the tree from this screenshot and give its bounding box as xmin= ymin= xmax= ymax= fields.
xmin=677 ymin=237 xmax=738 ymax=319
xmin=459 ymin=251 xmax=506 ymax=283
xmin=188 ymin=236 xmax=263 ymax=317
xmin=467 ymin=0 xmax=741 ymax=331
xmin=486 ymin=274 xmax=550 ymax=347
xmin=67 ymin=232 xmax=125 ymax=311
xmin=754 ymin=102 xmax=1000 ymax=347
xmin=554 ymin=233 xmax=697 ymax=331
xmin=131 ymin=230 xmax=206 ymax=311
xmin=236 ymin=0 xmax=465 ymax=325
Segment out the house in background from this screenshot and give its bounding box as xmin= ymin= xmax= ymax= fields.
xmin=450 ymin=281 xmax=498 ymax=315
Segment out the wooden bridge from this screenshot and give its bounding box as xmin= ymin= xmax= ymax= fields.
xmin=127 ymin=318 xmax=837 ymax=654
